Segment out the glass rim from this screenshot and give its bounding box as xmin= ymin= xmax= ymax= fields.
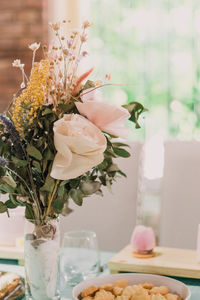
xmin=63 ymin=230 xmax=97 ymax=239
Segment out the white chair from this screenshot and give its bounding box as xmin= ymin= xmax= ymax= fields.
xmin=159 ymin=141 xmax=200 ymax=249
xmin=60 ymin=142 xmax=143 ymax=251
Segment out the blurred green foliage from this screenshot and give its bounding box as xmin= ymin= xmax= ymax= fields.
xmin=88 ymin=0 xmax=200 ymax=140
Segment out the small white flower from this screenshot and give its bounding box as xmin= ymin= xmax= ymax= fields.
xmin=12 ymin=59 xmax=24 ymax=68
xmin=29 ymin=42 xmax=40 ymax=51
xmin=49 ymin=22 xmax=60 ymax=31
xmin=20 ymin=82 xmax=25 ymax=89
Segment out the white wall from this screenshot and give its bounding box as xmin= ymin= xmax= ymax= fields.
xmin=60 ymin=142 xmax=142 ymax=252
xmin=160 ymin=141 xmax=200 ymax=249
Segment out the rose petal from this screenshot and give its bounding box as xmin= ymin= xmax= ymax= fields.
xmin=81 ymin=88 xmax=102 ymax=102
xmin=50 ymin=114 xmax=107 ymax=180
xmin=76 ymin=101 xmax=130 ymax=138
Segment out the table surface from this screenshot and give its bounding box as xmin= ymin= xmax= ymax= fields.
xmin=0 ymin=251 xmax=200 ymax=300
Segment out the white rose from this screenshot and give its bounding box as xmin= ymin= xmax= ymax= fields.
xmin=50 ymin=114 xmax=107 ymax=180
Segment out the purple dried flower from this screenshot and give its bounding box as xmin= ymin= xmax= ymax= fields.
xmin=0 ymin=114 xmax=23 ymax=157
xmin=0 ymin=156 xmax=8 ymax=167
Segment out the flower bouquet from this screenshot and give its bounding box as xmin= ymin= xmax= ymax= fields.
xmin=0 ymin=21 xmax=145 ymax=299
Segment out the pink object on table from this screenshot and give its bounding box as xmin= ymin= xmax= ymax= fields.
xmin=130 ymin=225 xmax=156 ymax=253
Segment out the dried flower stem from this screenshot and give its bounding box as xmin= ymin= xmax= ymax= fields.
xmin=69 ymin=28 xmax=85 ymax=89
xmin=6 ymin=166 xmax=35 ymax=201
xmin=45 ymin=179 xmax=59 ymax=217
xmin=80 ymin=83 xmax=132 ymax=97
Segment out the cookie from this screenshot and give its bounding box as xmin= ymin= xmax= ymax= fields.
xmin=81 ymin=286 xmax=98 ymax=298
xmin=114 ymin=280 xmax=129 ymax=288
xmin=150 ymin=286 xmax=169 ymax=295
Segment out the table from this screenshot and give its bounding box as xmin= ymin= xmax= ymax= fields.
xmin=0 ymin=252 xmax=200 ymax=299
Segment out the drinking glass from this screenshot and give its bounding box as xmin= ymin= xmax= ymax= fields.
xmin=60 ymin=230 xmax=100 ymax=292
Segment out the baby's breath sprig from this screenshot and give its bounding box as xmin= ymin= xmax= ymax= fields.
xmin=29 ymin=42 xmax=40 ymax=68
xmin=12 ymin=59 xmax=28 ymax=89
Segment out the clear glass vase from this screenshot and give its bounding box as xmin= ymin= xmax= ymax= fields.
xmin=24 ymin=219 xmax=60 ymax=300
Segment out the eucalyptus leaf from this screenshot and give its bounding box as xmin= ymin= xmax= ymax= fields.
xmin=33 ymin=161 xmax=41 ymax=173
xmin=60 ymin=180 xmax=69 ymax=186
xmin=42 ymin=108 xmax=53 ymax=116
xmin=5 ymin=200 xmax=18 ymax=209
xmin=57 ymin=185 xmax=65 ymax=198
xmin=40 ymin=175 xmax=55 ymax=193
xmin=61 ymin=202 xmax=73 ymax=216
xmin=113 ymin=148 xmax=130 ymax=158
xmin=122 ymin=101 xmax=147 ymax=128
xmin=112 ymin=142 xmax=129 ymax=148
xmin=0 ymin=167 xmax=5 ymax=177
xmin=117 ymin=170 xmax=127 ymax=177
xmin=69 ymin=179 xmax=81 ymax=189
xmin=0 ymin=184 xmax=14 ymax=193
xmin=12 ymin=156 xmax=27 ymax=167
xmin=0 ymin=202 xmax=7 ymax=213
xmin=80 ymin=181 xmax=101 ymax=196
xmin=1 ymin=176 xmax=16 ymax=188
xmin=107 ymin=164 xmax=120 ymax=172
xmin=69 ymin=189 xmax=83 ymax=206
xmin=27 ymin=145 xmax=42 ymax=161
xmin=25 ymin=204 xmax=35 ymax=220
xmin=83 ymin=80 xmax=95 ymax=90
xmin=52 ymin=198 xmax=64 ymax=212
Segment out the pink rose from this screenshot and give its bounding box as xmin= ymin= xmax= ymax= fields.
xmin=130 ymin=225 xmax=156 ymax=253
xmin=76 ymin=88 xmax=130 ymax=138
xmin=50 ymin=114 xmax=107 ymax=180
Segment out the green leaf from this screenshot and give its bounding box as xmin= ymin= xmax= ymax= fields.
xmin=40 ymin=175 xmax=55 ymax=193
xmin=80 ymin=181 xmax=101 ymax=196
xmin=57 ymin=101 xmax=75 ymax=112
xmin=107 ymin=163 xmax=120 ymax=172
xmin=1 ymin=176 xmax=16 ymax=188
xmin=0 ymin=184 xmax=14 ymax=193
xmin=122 ymin=101 xmax=147 ymax=128
xmin=52 ymin=198 xmax=64 ymax=212
xmin=5 ymin=200 xmax=18 ymax=209
xmin=25 ymin=204 xmax=35 ymax=220
xmin=42 ymin=107 xmax=53 ymax=116
xmin=0 ymin=167 xmax=6 ymax=177
xmin=19 ymin=184 xmax=27 ymax=195
xmin=33 ymin=161 xmax=41 ymax=173
xmin=60 ymin=180 xmax=69 ymax=186
xmin=83 ymin=80 xmax=95 ymax=90
xmin=113 ymin=148 xmax=130 ymax=158
xmin=44 ymin=148 xmax=54 ymax=161
xmin=69 ymin=179 xmax=81 ymax=189
xmin=0 ymin=202 xmax=7 ymax=213
xmin=27 ymin=145 xmax=42 ymax=160
xmin=69 ymin=189 xmax=83 ymax=206
xmin=117 ymin=170 xmax=127 ymax=177
xmin=57 ymin=185 xmax=65 ymax=198
xmin=11 ymin=156 xmax=27 ymax=167
xmin=112 ymin=142 xmax=130 ymax=148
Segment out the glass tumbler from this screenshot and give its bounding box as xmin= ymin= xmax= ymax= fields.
xmin=60 ymin=230 xmax=100 ymax=291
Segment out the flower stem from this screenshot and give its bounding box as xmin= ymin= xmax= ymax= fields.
xmin=45 ymin=179 xmax=59 ymax=218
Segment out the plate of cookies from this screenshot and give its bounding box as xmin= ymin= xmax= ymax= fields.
xmin=73 ymin=273 xmax=191 ymax=300
xmin=0 ymin=271 xmax=24 ymax=300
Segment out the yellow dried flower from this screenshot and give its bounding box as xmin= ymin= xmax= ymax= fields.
xmin=12 ymin=59 xmax=51 ymax=133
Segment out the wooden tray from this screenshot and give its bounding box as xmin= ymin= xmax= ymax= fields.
xmin=0 ymin=246 xmax=24 ymax=265
xmin=108 ymin=245 xmax=200 ymax=279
